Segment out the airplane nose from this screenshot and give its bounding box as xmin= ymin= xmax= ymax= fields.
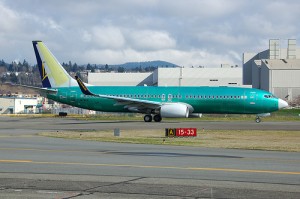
xmin=278 ymin=99 xmax=288 ymax=109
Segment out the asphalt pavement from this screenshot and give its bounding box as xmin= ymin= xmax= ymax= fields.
xmin=0 ymin=116 xmax=299 ymax=198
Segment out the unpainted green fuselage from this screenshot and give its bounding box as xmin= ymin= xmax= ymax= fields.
xmin=47 ymin=86 xmax=279 ymax=114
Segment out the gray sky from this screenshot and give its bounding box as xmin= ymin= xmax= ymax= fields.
xmin=0 ymin=0 xmax=299 ymax=67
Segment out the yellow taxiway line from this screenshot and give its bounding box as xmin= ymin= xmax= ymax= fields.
xmin=0 ymin=159 xmax=299 ymax=175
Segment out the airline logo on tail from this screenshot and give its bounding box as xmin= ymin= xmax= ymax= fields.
xmin=41 ymin=63 xmax=48 ymax=81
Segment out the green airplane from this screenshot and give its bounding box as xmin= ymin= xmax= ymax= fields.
xmin=31 ymin=41 xmax=288 ymax=123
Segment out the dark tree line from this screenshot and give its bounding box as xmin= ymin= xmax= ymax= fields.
xmin=0 ymin=59 xmax=41 ymax=86
xmin=0 ymin=59 xmax=85 ymax=85
xmin=0 ymin=58 xmax=160 ymax=85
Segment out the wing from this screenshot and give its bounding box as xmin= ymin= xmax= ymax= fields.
xmin=75 ymin=76 xmax=161 ymax=112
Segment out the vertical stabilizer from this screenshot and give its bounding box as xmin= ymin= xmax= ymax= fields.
xmin=32 ymin=41 xmax=77 ymax=88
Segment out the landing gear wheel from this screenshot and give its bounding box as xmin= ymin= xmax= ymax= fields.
xmin=255 ymin=117 xmax=261 ymax=123
xmin=153 ymin=114 xmax=162 ymax=122
xmin=144 ymin=114 xmax=152 ymax=122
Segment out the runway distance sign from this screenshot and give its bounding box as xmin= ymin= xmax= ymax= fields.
xmin=165 ymin=128 xmax=197 ymax=137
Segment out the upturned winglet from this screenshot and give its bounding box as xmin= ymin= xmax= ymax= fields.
xmin=75 ymin=76 xmax=94 ymax=96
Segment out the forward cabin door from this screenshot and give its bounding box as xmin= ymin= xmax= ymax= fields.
xmin=70 ymin=91 xmax=77 ymax=105
xmin=249 ymin=91 xmax=257 ymax=106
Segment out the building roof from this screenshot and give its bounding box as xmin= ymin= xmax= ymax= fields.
xmin=264 ymin=59 xmax=300 ymax=69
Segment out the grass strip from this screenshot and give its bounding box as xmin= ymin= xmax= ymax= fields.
xmin=39 ymin=129 xmax=300 ymax=152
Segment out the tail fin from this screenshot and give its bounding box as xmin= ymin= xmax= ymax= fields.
xmin=32 ymin=41 xmax=77 ymax=88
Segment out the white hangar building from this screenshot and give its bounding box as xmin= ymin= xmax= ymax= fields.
xmin=243 ymin=39 xmax=300 ymax=101
xmin=0 ymin=97 xmax=38 ymax=114
xmin=88 ymin=67 xmax=243 ymax=87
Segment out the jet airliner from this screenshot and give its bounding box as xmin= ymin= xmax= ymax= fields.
xmin=30 ymin=41 xmax=288 ymax=123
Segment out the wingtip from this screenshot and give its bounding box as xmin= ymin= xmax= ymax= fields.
xmin=75 ymin=75 xmax=94 ymax=96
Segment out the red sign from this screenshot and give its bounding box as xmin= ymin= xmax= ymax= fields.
xmin=176 ymin=128 xmax=197 ymax=137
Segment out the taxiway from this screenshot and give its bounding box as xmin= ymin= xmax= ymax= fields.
xmin=0 ymin=116 xmax=299 ymax=198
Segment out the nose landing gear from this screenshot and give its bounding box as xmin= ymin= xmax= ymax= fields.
xmin=255 ymin=116 xmax=261 ymax=123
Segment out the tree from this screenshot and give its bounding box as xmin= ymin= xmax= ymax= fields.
xmin=8 ymin=63 xmax=14 ymax=72
xmin=22 ymin=59 xmax=29 ymax=72
xmin=75 ymin=72 xmax=82 ymax=79
xmin=72 ymin=63 xmax=78 ymax=72
xmin=86 ymin=63 xmax=92 ymax=70
xmin=0 ymin=76 xmax=6 ymax=83
xmin=117 ymin=66 xmax=125 ymax=73
xmin=10 ymin=73 xmax=18 ymax=83
xmin=0 ymin=59 xmax=6 ymax=67
xmin=62 ymin=62 xmax=70 ymax=72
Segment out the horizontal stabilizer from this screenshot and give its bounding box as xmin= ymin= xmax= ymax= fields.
xmin=13 ymin=84 xmax=57 ymax=96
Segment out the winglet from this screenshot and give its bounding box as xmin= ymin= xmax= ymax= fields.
xmin=75 ymin=76 xmax=94 ymax=96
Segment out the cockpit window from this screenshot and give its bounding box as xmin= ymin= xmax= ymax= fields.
xmin=264 ymin=94 xmax=275 ymax=98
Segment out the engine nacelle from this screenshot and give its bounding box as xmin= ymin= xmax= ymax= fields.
xmin=160 ymin=103 xmax=190 ymax=118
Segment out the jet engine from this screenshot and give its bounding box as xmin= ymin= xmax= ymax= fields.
xmin=159 ymin=103 xmax=190 ymax=118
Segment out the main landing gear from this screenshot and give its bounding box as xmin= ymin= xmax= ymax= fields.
xmin=144 ymin=114 xmax=162 ymax=122
xmin=255 ymin=116 xmax=261 ymax=123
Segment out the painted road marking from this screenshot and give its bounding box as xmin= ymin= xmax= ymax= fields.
xmin=0 ymin=135 xmax=35 ymax=138
xmin=0 ymin=159 xmax=299 ymax=175
xmin=0 ymin=147 xmax=108 ymax=154
xmin=0 ymin=160 xmax=32 ymax=163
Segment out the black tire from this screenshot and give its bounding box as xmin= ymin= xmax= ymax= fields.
xmin=144 ymin=115 xmax=152 ymax=122
xmin=153 ymin=114 xmax=162 ymax=122
xmin=255 ymin=117 xmax=261 ymax=123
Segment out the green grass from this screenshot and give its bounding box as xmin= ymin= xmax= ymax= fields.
xmin=39 ymin=129 xmax=300 ymax=152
